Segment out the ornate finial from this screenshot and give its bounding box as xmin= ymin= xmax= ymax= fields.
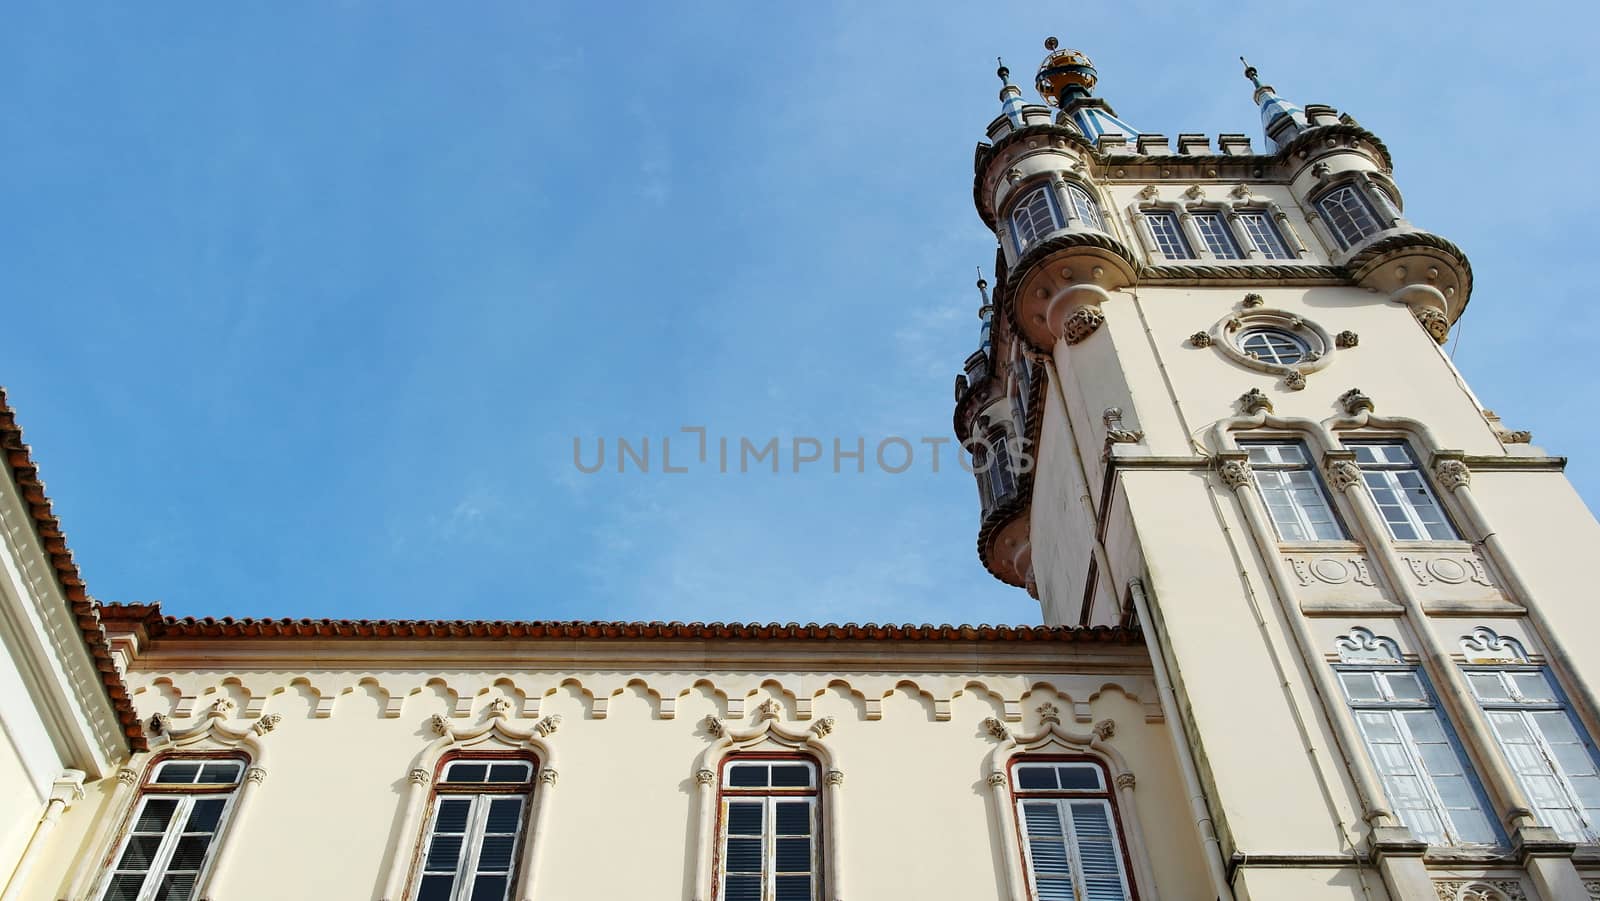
xmin=1338 ymin=388 xmax=1375 ymax=415
xmin=428 ymin=714 xmax=450 ymax=736
xmin=811 ymin=717 xmax=836 ymax=738
xmin=704 ymin=714 xmax=726 ymax=738
xmin=148 ymin=713 xmax=169 ymax=735
xmin=250 ymin=714 xmax=282 ymax=736
xmin=996 ymin=57 xmax=1010 ymax=84
xmin=1037 ymin=702 xmax=1062 ymax=725
xmin=535 ymin=714 xmax=563 ymax=737
xmin=756 ymin=699 xmax=783 ymax=721
xmin=983 ymin=717 xmax=1012 ymax=741
xmin=1092 ymin=718 xmax=1116 ymax=741
xmin=1045 ymin=36 xmax=1059 ymax=51
xmin=1240 ymin=56 xmax=1263 ymax=90
xmin=1238 ymin=387 xmax=1274 ymax=415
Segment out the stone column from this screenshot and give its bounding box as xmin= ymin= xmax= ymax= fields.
xmin=0 ymin=770 xmax=85 ymax=901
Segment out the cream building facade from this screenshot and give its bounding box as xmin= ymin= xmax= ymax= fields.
xmin=2 ymin=37 xmax=1599 ymax=901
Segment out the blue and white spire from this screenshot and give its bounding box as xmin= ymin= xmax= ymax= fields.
xmin=1242 ymin=57 xmax=1308 ymax=151
xmin=1033 ymin=38 xmax=1142 ymax=146
xmin=996 ymin=59 xmax=1027 ymax=129
xmin=975 ymin=269 xmax=994 ymax=359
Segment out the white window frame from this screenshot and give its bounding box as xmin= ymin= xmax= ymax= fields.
xmin=1236 ymin=208 xmax=1293 ymax=259
xmin=1064 ymin=183 xmax=1107 ymax=233
xmin=718 ymin=758 xmax=822 ymax=901
xmin=1241 ymin=441 xmax=1346 ymax=541
xmin=1012 ymin=760 xmax=1133 ymax=901
xmin=1348 ymin=442 xmax=1458 ymax=541
xmin=1143 ymin=209 xmax=1193 ymax=259
xmin=413 ymin=757 xmax=536 ymax=901
xmin=95 ymin=760 xmax=242 ymax=901
xmin=1337 ymin=667 xmax=1499 ymax=846
xmin=1009 ymin=186 xmax=1063 ymax=253
xmin=1237 ymin=328 xmax=1309 ymax=366
xmin=1316 ymin=184 xmax=1382 ymax=250
xmin=1191 ymin=210 xmax=1242 ymax=259
xmin=1468 ymin=667 xmax=1600 ymax=842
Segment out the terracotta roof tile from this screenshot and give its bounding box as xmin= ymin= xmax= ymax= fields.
xmin=0 ymin=388 xmax=145 ymax=751
xmin=98 ymin=602 xmax=1138 ymax=645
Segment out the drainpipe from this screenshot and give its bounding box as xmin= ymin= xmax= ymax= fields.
xmin=1128 ymin=579 xmax=1235 ymax=901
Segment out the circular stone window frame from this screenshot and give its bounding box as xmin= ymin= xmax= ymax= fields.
xmin=1208 ymin=309 xmax=1335 ymax=378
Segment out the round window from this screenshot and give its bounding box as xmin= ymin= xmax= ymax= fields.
xmin=1237 ymin=328 xmax=1309 ymax=365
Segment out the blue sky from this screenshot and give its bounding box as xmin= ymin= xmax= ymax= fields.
xmin=3 ymin=2 xmax=1594 ymax=625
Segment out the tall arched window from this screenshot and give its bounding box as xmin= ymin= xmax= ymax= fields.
xmin=96 ymin=756 xmax=245 ymax=901
xmin=1012 ymin=758 xmax=1133 ymax=901
xmin=414 ymin=755 xmax=537 ymax=901
xmin=1064 ymin=184 xmax=1107 ymax=233
xmin=1009 ymin=186 xmax=1062 ymax=253
xmin=1315 ymin=184 xmax=1381 ymax=250
xmin=718 ymin=757 xmax=822 ymax=901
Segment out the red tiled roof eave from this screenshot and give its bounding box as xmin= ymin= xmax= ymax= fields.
xmin=0 ymin=388 xmax=145 ymax=752
xmin=96 ymin=604 xmax=1140 ymax=645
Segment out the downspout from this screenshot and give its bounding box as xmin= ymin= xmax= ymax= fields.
xmin=1128 ymin=578 xmax=1235 ymax=901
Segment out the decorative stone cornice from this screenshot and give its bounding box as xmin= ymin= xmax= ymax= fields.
xmin=1139 ymin=263 xmax=1347 ymax=285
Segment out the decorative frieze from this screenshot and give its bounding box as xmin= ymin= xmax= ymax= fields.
xmin=1400 ymin=553 xmax=1492 ymax=588
xmin=1287 ymin=554 xmax=1376 ymax=588
xmin=1431 ymin=879 xmax=1526 ymax=901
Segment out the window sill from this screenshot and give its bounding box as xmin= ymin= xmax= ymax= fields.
xmin=1277 ymin=540 xmax=1364 ymax=554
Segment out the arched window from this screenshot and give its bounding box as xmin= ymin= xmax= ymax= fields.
xmin=1236 ymin=209 xmax=1292 ymax=259
xmin=414 ymin=755 xmax=537 ymax=901
xmin=1011 ymin=758 xmax=1133 ymax=901
xmin=718 ymin=757 xmax=822 ymax=901
xmin=1009 ymin=186 xmax=1062 ymax=253
xmin=96 ymin=756 xmax=245 ymax=901
xmin=1064 ymin=184 xmax=1106 ymax=233
xmin=1316 ymin=184 xmax=1382 ymax=250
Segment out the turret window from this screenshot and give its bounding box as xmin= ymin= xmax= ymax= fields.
xmin=1237 ymin=328 xmax=1309 ymax=366
xmin=1192 ymin=211 xmax=1242 ymax=259
xmin=1237 ymin=210 xmax=1292 ymax=259
xmin=1348 ymin=442 xmax=1457 ymax=541
xmin=1240 ymin=441 xmax=1345 ymax=541
xmin=1144 ymin=211 xmax=1192 ymax=259
xmin=1009 ymin=186 xmax=1063 ymax=253
xmin=1316 ymin=185 xmax=1382 ymax=250
xmin=1065 ymin=184 xmax=1107 ymax=232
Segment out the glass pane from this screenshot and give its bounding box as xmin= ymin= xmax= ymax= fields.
xmin=469 ymin=874 xmax=509 ymax=901
xmin=775 ymin=801 xmax=811 ymax=835
xmin=435 ymin=799 xmax=472 ymax=834
xmin=728 ymin=765 xmax=767 ymax=788
xmin=152 ymin=874 xmax=198 ymax=901
xmin=724 ymin=838 xmax=763 ymax=873
xmin=1017 ymin=766 xmax=1057 ymax=790
xmin=477 ymin=835 xmax=516 ymax=872
xmin=771 ymin=765 xmax=811 ymax=788
xmin=1513 ymin=672 xmax=1558 ymax=702
xmin=775 ymin=837 xmax=811 ymax=871
xmin=447 ymin=763 xmax=487 ymax=784
xmin=726 ymin=802 xmax=763 ymax=836
xmin=167 ymin=835 xmax=212 ymax=871
xmin=1340 ymin=672 xmax=1382 ymax=701
xmin=425 ymin=835 xmax=465 ymax=872
xmin=1022 ymin=802 xmax=1065 ymax=837
xmin=1057 ymin=765 xmax=1103 ymax=791
xmin=416 ymin=874 xmax=455 ymax=901
xmin=725 ymin=875 xmax=761 ymax=901
xmin=155 ymin=763 xmax=200 ymax=785
xmin=116 ymin=835 xmax=165 ymax=871
xmin=485 ymin=798 xmax=523 ymax=833
xmin=775 ymin=875 xmax=812 ymax=901
xmin=134 ymin=799 xmax=180 ymax=834
xmin=1356 ymin=712 xmax=1400 ymax=742
xmin=1469 ymin=673 xmax=1511 ymax=701
xmin=196 ymin=763 xmax=240 ymax=785
xmin=102 ymin=874 xmax=147 ymax=901
xmin=488 ymin=763 xmax=531 ymax=783
xmin=186 ymin=799 xmax=226 ymax=833
xmin=1385 ymin=673 xmax=1426 ymax=702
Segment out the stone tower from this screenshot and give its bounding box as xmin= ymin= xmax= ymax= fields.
xmin=955 ymin=39 xmax=1600 ymax=901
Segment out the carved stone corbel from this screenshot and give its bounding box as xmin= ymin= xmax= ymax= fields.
xmin=1433 ymin=459 xmax=1471 ymax=491
xmin=1238 ymin=388 xmax=1273 ymax=414
xmin=1339 ymin=387 xmax=1375 ymax=414
xmin=1217 ymin=456 xmax=1253 ymax=490
xmin=1062 ymin=306 xmax=1106 ymax=344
